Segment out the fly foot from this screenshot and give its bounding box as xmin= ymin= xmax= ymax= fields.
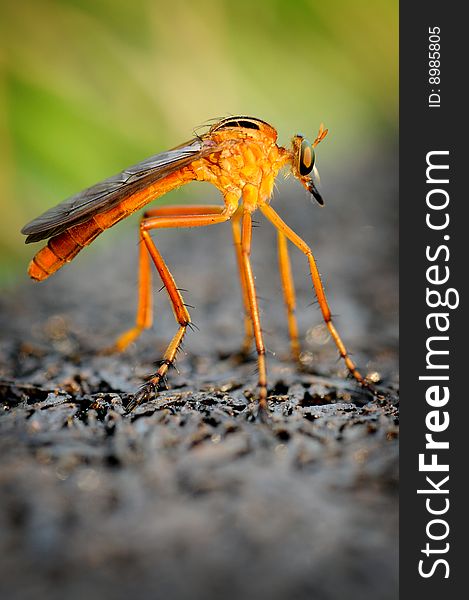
xmin=125 ymin=383 xmax=157 ymax=414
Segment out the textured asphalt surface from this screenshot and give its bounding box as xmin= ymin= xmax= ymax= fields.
xmin=0 ymin=145 xmax=398 ymax=600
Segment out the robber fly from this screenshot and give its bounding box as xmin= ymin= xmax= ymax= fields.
xmin=22 ymin=116 xmax=373 ymax=412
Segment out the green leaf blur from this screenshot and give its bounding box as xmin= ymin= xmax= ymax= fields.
xmin=0 ymin=0 xmax=397 ymax=284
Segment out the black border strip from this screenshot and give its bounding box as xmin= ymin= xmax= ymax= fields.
xmin=400 ymin=1 xmax=465 ymax=595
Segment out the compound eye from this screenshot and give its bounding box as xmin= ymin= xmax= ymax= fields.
xmin=299 ymin=139 xmax=315 ymax=176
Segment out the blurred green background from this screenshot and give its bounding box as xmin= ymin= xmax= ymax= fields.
xmin=0 ymin=0 xmax=397 ymax=285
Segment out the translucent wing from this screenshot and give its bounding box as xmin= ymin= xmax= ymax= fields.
xmin=21 ymin=137 xmax=218 ymax=243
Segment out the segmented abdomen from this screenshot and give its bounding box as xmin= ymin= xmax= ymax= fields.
xmin=28 ymin=217 xmax=105 ymax=281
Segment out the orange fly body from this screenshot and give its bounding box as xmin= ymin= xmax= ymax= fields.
xmin=21 ymin=116 xmax=374 ymax=413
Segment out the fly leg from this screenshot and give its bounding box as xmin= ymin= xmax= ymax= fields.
xmin=231 ymin=215 xmax=254 ymax=357
xmin=277 ymin=231 xmax=301 ymax=362
xmin=260 ymin=203 xmax=375 ymax=392
xmin=104 ymin=231 xmax=153 ymax=352
xmin=126 ymin=204 xmax=236 ymax=412
xmin=240 ymin=209 xmax=268 ymax=411
xmin=126 ymin=229 xmax=190 ymax=412
xmin=106 ymin=205 xmax=226 ymax=353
